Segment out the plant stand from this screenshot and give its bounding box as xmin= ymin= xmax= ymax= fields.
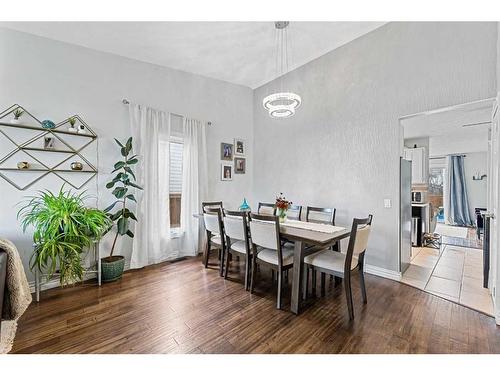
xmin=34 ymin=240 xmax=101 ymax=302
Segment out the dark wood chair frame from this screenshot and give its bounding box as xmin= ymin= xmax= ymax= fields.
xmin=249 ymin=213 xmax=294 ymax=309
xmin=203 ymin=207 xmax=227 ymax=277
xmin=305 ymin=206 xmax=336 ymax=225
xmin=202 ymin=201 xmax=224 ymax=213
xmin=287 ymin=204 xmax=303 ymax=220
xmin=302 ymin=215 xmax=373 ymax=320
xmin=223 ymin=210 xmax=252 ymax=290
xmin=257 ymin=202 xmax=277 ymax=215
xmin=305 ymin=206 xmax=338 ymax=291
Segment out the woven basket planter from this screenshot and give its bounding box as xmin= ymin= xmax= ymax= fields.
xmin=101 ymin=255 xmax=125 ymax=282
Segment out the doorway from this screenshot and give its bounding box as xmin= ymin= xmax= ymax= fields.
xmin=398 ymin=99 xmax=495 ymax=316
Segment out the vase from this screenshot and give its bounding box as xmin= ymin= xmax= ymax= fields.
xmin=278 ymin=208 xmax=287 ymax=223
xmin=101 ymin=255 xmax=125 ymax=282
xmin=42 ymin=120 xmax=55 ymax=129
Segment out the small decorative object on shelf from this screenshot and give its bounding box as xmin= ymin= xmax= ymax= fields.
xmin=10 ymin=108 xmax=24 ymax=124
xmin=42 ymin=119 xmax=55 ymax=129
xmin=17 ymin=161 xmax=30 ymax=170
xmin=43 ymin=136 xmax=54 ymax=149
xmin=77 ymin=124 xmax=86 ymax=135
xmin=275 ymin=192 xmax=292 ymax=223
xmin=70 ymin=161 xmax=83 ymax=171
xmin=239 ymin=198 xmax=251 ymax=212
xmin=68 ymin=116 xmax=78 ymax=133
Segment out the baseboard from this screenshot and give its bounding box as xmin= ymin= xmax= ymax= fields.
xmin=29 ymin=272 xmax=98 ymax=293
xmin=365 ymin=264 xmax=402 ymax=281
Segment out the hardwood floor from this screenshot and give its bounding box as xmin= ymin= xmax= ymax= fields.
xmin=11 ymin=255 xmax=500 ymax=354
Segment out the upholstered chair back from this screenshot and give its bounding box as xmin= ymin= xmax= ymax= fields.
xmin=249 ymin=215 xmax=279 ymax=251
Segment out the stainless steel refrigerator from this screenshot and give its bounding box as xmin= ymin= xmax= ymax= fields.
xmin=400 ymin=158 xmax=412 ymax=273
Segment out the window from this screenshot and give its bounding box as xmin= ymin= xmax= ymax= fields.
xmin=169 ymin=138 xmax=183 ymax=231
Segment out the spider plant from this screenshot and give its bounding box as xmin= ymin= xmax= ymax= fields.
xmin=13 ymin=108 xmax=24 ymax=119
xmin=17 ymin=187 xmax=111 ymax=286
xmin=69 ymin=116 xmax=76 ymax=126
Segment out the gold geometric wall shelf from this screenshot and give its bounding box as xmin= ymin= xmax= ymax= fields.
xmin=0 ymin=104 xmax=98 ymax=190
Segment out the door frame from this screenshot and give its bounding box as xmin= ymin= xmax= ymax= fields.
xmin=398 ymin=97 xmax=499 ymax=324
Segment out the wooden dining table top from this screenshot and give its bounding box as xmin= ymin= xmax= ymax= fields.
xmin=194 ymin=212 xmax=350 ymax=246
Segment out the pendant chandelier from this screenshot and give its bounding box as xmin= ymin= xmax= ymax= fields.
xmin=262 ymin=21 xmax=301 ymax=119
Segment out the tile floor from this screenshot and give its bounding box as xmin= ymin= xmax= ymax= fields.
xmin=401 ymin=244 xmax=494 ymax=316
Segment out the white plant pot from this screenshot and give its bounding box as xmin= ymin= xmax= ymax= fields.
xmin=10 ymin=118 xmax=21 ymax=125
xmin=67 ymin=126 xmax=78 ymax=133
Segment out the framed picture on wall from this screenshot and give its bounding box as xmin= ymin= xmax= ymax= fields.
xmin=234 ymin=138 xmax=245 ymax=156
xmin=221 ymin=142 xmax=233 ymax=161
xmin=234 ymin=157 xmax=246 ymax=174
xmin=221 ymin=163 xmax=233 ymax=181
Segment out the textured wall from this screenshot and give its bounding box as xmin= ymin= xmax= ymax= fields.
xmin=463 ymin=152 xmax=488 ymax=218
xmin=253 ymin=22 xmax=497 ymax=272
xmin=0 ymin=28 xmax=253 ymax=282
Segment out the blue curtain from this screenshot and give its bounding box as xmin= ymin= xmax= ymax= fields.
xmin=447 ymin=155 xmax=474 ymax=226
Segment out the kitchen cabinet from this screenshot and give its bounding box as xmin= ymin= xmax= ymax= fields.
xmin=404 ymin=147 xmax=427 ymax=184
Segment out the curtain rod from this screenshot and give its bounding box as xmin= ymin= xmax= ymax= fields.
xmin=430 ymin=154 xmax=467 ymax=160
xmin=122 ymin=99 xmax=212 ymax=126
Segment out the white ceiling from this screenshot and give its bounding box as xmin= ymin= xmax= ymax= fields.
xmin=0 ymin=22 xmax=385 ymax=88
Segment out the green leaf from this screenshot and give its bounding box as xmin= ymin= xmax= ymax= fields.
xmin=117 ymin=217 xmax=129 ymax=235
xmin=112 ymin=187 xmax=128 ymax=198
xmin=110 ymin=210 xmax=123 ymax=221
xmin=126 ymin=158 xmax=138 ymax=165
xmin=124 ymin=211 xmax=137 ymax=221
xmin=125 ymin=194 xmax=137 ymax=203
xmin=126 ymin=230 xmax=134 ymax=238
xmin=121 ymin=147 xmax=128 ymax=157
xmin=124 ymin=167 xmax=136 ymax=180
xmin=106 ymin=181 xmax=115 ymax=189
xmin=104 ymin=201 xmax=120 ymax=213
xmin=114 ymin=161 xmax=126 ymax=169
xmin=126 ymin=137 xmax=133 ymax=153
xmin=114 ymin=139 xmax=124 ymax=148
xmin=127 ymin=181 xmax=143 ymax=190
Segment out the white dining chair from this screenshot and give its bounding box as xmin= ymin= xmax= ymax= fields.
xmin=249 ymin=213 xmax=294 ymax=309
xmin=302 ymin=215 xmax=373 ymax=320
xmin=257 ymin=202 xmax=276 ymax=215
xmin=223 ymin=210 xmax=252 ymax=290
xmin=203 ymin=208 xmax=226 ymax=276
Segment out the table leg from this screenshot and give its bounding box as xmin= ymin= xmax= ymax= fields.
xmin=290 ymin=240 xmax=304 ymax=314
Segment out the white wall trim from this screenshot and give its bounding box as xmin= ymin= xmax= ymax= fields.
xmin=365 ymin=264 xmax=402 ymax=281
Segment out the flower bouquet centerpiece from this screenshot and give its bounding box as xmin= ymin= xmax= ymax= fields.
xmin=275 ymin=193 xmax=292 ymax=223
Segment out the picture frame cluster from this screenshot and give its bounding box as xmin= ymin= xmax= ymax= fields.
xmin=220 ymin=138 xmax=246 ymax=181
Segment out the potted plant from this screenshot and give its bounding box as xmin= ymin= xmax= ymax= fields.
xmin=18 ymin=188 xmax=111 ymax=286
xmin=11 ymin=108 xmax=24 ymax=124
xmin=102 ymin=137 xmax=142 ymax=282
xmin=275 ymin=193 xmax=292 ymax=223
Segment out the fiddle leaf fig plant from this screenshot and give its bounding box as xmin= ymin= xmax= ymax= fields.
xmin=104 ymin=137 xmax=142 ymax=258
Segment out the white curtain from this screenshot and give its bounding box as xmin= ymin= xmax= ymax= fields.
xmin=129 ymin=103 xmax=172 ymax=268
xmin=180 ymin=118 xmax=208 ymax=256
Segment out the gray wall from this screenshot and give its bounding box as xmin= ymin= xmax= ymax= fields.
xmin=464 ymin=152 xmax=488 ymax=218
xmin=0 ymin=28 xmax=254 ymax=282
xmin=253 ymin=22 xmax=497 ymax=273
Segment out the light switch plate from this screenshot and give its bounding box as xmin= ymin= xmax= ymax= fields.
xmin=384 ymin=199 xmax=392 ymax=208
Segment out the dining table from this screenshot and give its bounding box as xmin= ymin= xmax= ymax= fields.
xmin=194 ymin=212 xmax=350 ymax=314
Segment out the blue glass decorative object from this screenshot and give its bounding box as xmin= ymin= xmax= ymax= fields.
xmin=239 ymin=198 xmax=251 ymax=212
xmin=42 ymin=120 xmax=56 ymax=129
